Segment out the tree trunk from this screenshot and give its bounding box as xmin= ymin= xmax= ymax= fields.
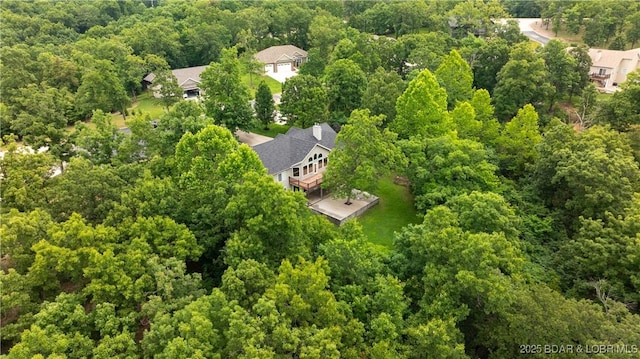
xmin=345 ymin=191 xmax=352 ymax=205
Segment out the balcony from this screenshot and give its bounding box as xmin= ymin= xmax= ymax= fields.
xmin=289 ymin=170 xmax=325 ymax=191
xmin=590 ymin=72 xmax=611 ymax=80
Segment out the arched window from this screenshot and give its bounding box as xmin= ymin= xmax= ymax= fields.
xmin=318 ymin=153 xmax=323 ymax=158
xmin=314 ymin=154 xmax=318 ymax=160
xmin=309 ymin=157 xmax=313 ymax=162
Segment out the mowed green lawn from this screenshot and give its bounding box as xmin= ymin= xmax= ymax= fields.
xmin=251 ymin=123 xmax=290 ymax=137
xmin=242 ymin=72 xmax=283 ymax=97
xmin=358 ymin=176 xmax=421 ymax=250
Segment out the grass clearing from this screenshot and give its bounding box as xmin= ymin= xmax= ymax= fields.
xmin=251 ymin=123 xmax=290 ymax=138
xmin=358 ymin=176 xmax=421 ymax=250
xmin=239 ymin=64 xmax=283 ymax=97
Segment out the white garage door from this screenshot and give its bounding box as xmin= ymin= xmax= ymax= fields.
xmin=264 ymin=64 xmax=274 ymax=73
xmin=277 ymin=62 xmax=291 ymax=71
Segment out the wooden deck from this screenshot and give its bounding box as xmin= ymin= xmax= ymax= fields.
xmin=290 ymin=171 xmax=325 ymax=190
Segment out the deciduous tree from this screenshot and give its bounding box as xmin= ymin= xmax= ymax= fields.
xmin=200 ymin=47 xmax=253 ymax=132
xmin=324 ymin=59 xmax=367 ymax=119
xmin=323 ymin=109 xmax=405 ymax=205
xmin=435 ymin=49 xmax=473 ymax=109
xmin=391 ymin=69 xmax=450 ymax=139
xmin=280 ymin=74 xmax=328 ymax=128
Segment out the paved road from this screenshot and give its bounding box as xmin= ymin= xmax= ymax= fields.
xmin=522 ymin=30 xmax=551 ymax=45
xmin=236 ymin=130 xmax=273 ymax=146
xmin=516 ymin=18 xmax=552 ymax=45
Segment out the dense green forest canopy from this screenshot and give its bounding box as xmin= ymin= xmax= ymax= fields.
xmin=1 ymin=0 xmax=640 ymax=357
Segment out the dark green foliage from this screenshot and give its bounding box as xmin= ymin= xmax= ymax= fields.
xmin=324 ymin=59 xmax=367 ymax=118
xmin=254 ymin=81 xmax=275 ymax=130
xmin=280 ymin=74 xmax=328 ymax=128
xmin=533 ymin=121 xmax=640 ymax=231
xmin=200 ymin=47 xmax=253 ymax=132
xmin=362 ymin=67 xmax=406 ymax=126
xmin=3 ymin=1 xmax=640 ymax=356
xmin=403 ymin=133 xmax=500 ymax=212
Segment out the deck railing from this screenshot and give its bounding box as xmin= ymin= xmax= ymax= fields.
xmin=289 ymin=170 xmax=325 ymax=190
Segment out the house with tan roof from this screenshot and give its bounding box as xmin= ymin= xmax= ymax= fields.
xmin=143 ymin=65 xmax=208 ymax=99
xmin=588 ymin=48 xmax=640 ymax=92
xmin=255 ymin=45 xmax=307 ymax=76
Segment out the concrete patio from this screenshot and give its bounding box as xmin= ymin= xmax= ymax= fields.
xmin=308 ymin=190 xmax=379 ymax=225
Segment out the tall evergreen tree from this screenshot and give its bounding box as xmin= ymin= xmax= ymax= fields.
xmin=254 ymin=81 xmax=275 ymax=130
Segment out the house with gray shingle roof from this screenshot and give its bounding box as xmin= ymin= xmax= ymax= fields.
xmin=255 ymin=45 xmax=308 ymax=74
xmin=143 ymin=65 xmax=208 ymax=98
xmin=252 ymin=123 xmax=336 ymax=192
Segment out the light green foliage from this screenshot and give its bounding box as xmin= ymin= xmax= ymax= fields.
xmin=280 ymin=74 xmax=328 ymax=128
xmin=143 ymin=258 xmax=357 ymax=358
xmin=254 ymin=81 xmax=275 ymax=130
xmin=450 ymin=101 xmax=480 ymax=141
xmin=319 ymin=221 xmax=385 ymax=288
xmin=0 ymin=268 xmax=39 ymax=345
xmin=403 ymin=133 xmax=500 ymax=212
xmin=0 ymin=209 xmax=54 ymax=273
xmin=200 ymin=47 xmax=253 ymax=131
xmin=493 ymin=43 xmax=552 ymax=121
xmin=75 ymin=110 xmax=124 ymax=165
xmin=324 ymin=59 xmax=367 ymax=118
xmin=497 ymin=104 xmax=542 ymax=178
xmin=470 ymin=89 xmax=500 ymax=146
xmin=221 ymin=259 xmax=276 ymax=309
xmin=0 ymin=140 xmax=56 ymax=213
xmin=392 ymin=69 xmax=450 ymax=139
xmin=323 ymin=109 xmax=406 ymax=204
xmin=8 ymin=325 xmax=94 ymax=358
xmin=435 ymin=50 xmax=473 ymax=110
xmin=405 ymin=319 xmax=467 ymax=359
xmin=362 ymin=67 xmax=406 ymax=127
xmin=444 ymin=191 xmax=521 ymax=240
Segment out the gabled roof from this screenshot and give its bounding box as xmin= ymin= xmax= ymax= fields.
xmin=589 ymin=48 xmax=640 ymax=69
xmin=255 ymin=45 xmax=308 ymax=64
xmin=252 ymin=123 xmax=336 ymax=174
xmin=143 ymin=65 xmax=209 ymax=88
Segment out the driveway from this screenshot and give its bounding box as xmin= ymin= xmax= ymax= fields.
xmin=265 ymin=69 xmax=298 ymax=83
xmin=516 ymin=18 xmax=552 ymax=45
xmin=236 ymin=130 xmax=273 ymax=146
